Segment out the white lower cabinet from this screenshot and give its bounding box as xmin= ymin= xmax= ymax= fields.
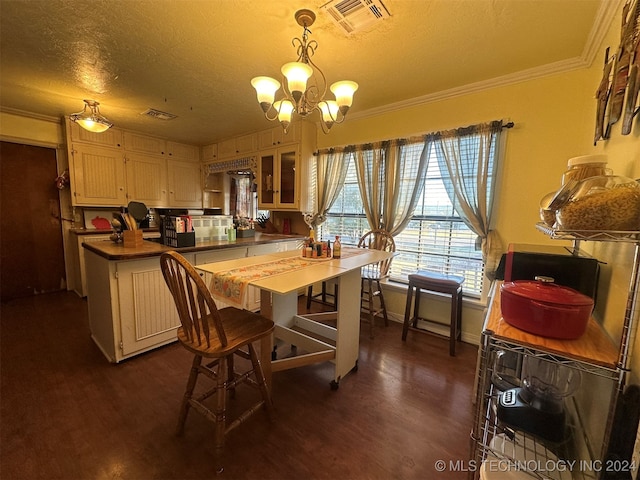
xmin=85 ymin=240 xmax=301 ymax=362
xmin=85 ymin=251 xmax=194 ymax=363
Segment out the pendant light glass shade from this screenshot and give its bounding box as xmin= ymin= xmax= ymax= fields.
xmin=330 ymin=81 xmax=359 ymax=112
xmin=251 ymin=77 xmax=281 ymax=112
xmin=281 ymin=62 xmax=313 ymax=97
xmin=69 ymin=100 xmax=113 ymax=133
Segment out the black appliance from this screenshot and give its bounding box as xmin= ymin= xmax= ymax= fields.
xmin=496 ymin=243 xmax=601 ymax=303
xmin=496 ymin=356 xmax=581 ymax=443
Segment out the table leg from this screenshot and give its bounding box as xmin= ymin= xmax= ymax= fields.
xmin=333 ymin=269 xmax=361 ymax=387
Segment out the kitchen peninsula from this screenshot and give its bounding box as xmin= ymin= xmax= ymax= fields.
xmin=83 ymin=233 xmax=304 ymax=363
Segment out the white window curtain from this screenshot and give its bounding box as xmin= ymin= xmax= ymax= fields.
xmin=434 ymin=120 xmax=504 ymax=279
xmin=303 ymin=148 xmax=352 ymax=229
xmin=355 ymin=138 xmax=431 ymax=235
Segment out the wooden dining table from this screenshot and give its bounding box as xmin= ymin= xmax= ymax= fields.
xmin=197 ymin=247 xmax=393 ymax=390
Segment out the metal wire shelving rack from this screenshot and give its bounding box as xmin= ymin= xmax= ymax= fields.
xmin=469 ymin=225 xmax=640 ymax=480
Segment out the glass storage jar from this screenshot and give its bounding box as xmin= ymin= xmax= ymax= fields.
xmin=556 ymin=175 xmax=640 ymax=231
xmin=561 ymin=155 xmax=610 ymax=184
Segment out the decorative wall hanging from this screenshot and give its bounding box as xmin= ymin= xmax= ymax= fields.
xmin=595 ymin=0 xmax=640 ymax=143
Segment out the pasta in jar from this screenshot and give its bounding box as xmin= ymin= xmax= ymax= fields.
xmin=556 ymin=176 xmax=640 ymax=231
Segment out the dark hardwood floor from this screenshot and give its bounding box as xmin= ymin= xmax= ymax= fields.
xmin=1 ymin=291 xmax=478 ymax=479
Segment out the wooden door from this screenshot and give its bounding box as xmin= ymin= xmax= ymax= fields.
xmin=1 ymin=142 xmax=65 ymax=301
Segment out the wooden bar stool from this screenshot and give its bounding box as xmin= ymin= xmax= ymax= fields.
xmin=401 ymin=271 xmax=464 ymax=356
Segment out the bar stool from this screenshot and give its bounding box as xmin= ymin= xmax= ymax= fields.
xmin=401 ymin=271 xmax=464 ymax=356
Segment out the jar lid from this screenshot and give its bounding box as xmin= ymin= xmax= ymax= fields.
xmin=567 ymin=154 xmax=608 ymax=167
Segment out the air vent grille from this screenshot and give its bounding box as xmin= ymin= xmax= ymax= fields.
xmin=141 ymin=108 xmax=177 ymax=120
xmin=321 ymin=0 xmax=390 ymax=34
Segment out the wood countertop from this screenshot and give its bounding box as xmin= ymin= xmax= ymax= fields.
xmin=82 ymin=233 xmax=304 ymax=261
xmin=485 ymin=281 xmax=619 ymax=369
xmin=70 ymin=228 xmax=159 ymax=236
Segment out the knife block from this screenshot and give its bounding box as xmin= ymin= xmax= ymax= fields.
xmin=123 ymin=230 xmax=143 ymax=248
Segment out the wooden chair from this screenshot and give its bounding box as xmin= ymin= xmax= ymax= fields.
xmin=358 ymin=229 xmax=396 ymax=339
xmin=306 ymin=281 xmax=338 ymax=310
xmin=160 ymin=251 xmax=274 ymax=474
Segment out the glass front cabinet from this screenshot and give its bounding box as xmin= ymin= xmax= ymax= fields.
xmin=258 ymin=146 xmax=300 ymax=210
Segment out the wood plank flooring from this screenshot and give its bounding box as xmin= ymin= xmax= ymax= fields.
xmin=1 ymin=291 xmax=479 ymax=479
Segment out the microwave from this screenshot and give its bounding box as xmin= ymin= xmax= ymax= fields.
xmin=496 ymin=243 xmax=600 ymax=303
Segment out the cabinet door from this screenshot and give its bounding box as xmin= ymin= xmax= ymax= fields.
xmin=70 ymin=144 xmax=127 ymax=206
xmin=123 ymin=132 xmax=166 ymax=155
xmin=258 ymin=128 xmax=277 ymax=150
xmin=116 ymin=256 xmax=193 ymax=356
xmin=258 ymin=150 xmax=276 ymax=209
xmin=258 ymin=124 xmax=300 ymax=149
xmin=217 ymin=138 xmax=237 ymax=159
xmin=202 ymin=143 xmax=218 ymax=162
xmin=167 ymin=141 xmax=199 ymax=162
xmin=278 ymin=147 xmax=298 ymax=209
xmin=125 ymin=153 xmax=167 ymax=207
xmin=235 ymin=133 xmax=257 ymax=156
xmin=168 ymin=160 xmax=202 ymax=208
xmin=67 ymin=119 xmax=123 ymax=148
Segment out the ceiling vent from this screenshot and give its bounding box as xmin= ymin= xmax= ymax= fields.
xmin=141 ymin=108 xmax=177 ymax=120
xmin=321 ymin=0 xmax=390 ymax=34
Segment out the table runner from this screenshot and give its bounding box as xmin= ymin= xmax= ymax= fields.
xmin=209 ymin=249 xmax=366 ymax=306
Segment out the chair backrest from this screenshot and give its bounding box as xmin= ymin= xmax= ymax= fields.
xmin=160 ymin=251 xmax=227 ymax=348
xmin=358 ymin=229 xmax=396 ymax=277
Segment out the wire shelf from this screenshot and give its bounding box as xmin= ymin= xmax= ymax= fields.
xmin=535 ymin=223 xmax=640 ymax=243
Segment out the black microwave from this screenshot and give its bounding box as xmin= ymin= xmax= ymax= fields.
xmin=496 ymin=243 xmax=600 ymax=303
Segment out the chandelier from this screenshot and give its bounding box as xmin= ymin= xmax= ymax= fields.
xmin=69 ymin=99 xmax=113 ymax=133
xmin=251 ymin=9 xmax=358 ymax=134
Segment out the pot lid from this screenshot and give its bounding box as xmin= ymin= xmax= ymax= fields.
xmin=501 ymin=277 xmax=594 ymax=306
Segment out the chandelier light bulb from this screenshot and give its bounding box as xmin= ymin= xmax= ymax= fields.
xmin=251 ymin=76 xmax=281 ymax=112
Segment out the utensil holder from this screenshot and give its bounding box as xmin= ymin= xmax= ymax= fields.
xmin=123 ymin=230 xmax=143 ymax=248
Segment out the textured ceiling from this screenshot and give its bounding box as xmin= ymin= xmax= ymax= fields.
xmin=0 ymin=0 xmax=612 ymax=146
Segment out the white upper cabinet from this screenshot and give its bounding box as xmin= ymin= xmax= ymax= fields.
xmin=218 ymin=133 xmax=257 ymax=159
xmin=168 ymin=160 xmax=202 ymax=208
xmin=123 ymin=132 xmax=166 ymax=155
xmin=167 ymin=141 xmax=199 ymax=162
xmin=69 ymin=144 xmax=127 ymax=206
xmin=257 ymin=123 xmax=300 ymax=149
xmin=67 ymin=119 xmax=123 ymax=149
xmin=201 ymin=143 xmax=218 ymax=162
xmin=125 ymin=153 xmax=168 ymax=207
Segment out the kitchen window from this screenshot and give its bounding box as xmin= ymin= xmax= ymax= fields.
xmin=317 ymin=148 xmax=490 ymax=298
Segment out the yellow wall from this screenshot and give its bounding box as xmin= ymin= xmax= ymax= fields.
xmin=316 ymin=2 xmax=639 ymax=377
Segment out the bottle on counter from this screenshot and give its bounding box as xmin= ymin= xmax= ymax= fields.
xmin=333 ymin=235 xmax=341 ymax=259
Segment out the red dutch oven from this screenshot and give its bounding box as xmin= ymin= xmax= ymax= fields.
xmin=500 ymin=276 xmax=594 ymax=339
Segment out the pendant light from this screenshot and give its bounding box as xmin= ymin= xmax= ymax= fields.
xmin=69 ymin=100 xmax=113 ymax=133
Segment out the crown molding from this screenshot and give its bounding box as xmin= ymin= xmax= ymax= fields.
xmin=0 ymin=106 xmax=62 ymax=124
xmin=349 ymin=0 xmax=622 ymax=122
xmin=581 ymin=0 xmax=624 ymax=67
